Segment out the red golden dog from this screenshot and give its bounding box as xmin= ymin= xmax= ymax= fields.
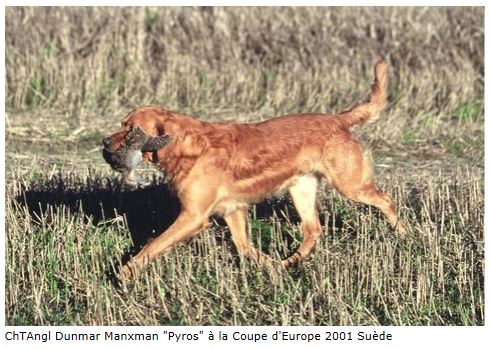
xmin=102 ymin=60 xmax=405 ymax=278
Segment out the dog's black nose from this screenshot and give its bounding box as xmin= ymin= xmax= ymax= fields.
xmin=102 ymin=138 xmax=111 ymax=148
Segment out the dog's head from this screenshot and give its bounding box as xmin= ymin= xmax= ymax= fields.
xmin=102 ymin=106 xmax=173 ymax=150
xmin=102 ymin=107 xmax=172 ymax=178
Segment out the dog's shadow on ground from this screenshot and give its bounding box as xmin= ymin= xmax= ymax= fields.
xmin=15 ymin=174 xmax=180 ymax=282
xmin=14 ymin=173 xmax=302 ymax=284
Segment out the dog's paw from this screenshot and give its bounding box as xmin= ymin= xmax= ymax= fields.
xmin=118 ymin=265 xmax=133 ymax=280
xmin=282 ymin=251 xmax=302 ymax=269
xmin=118 ymin=262 xmax=141 ymax=280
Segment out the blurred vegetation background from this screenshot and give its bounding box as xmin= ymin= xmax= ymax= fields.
xmin=6 ymin=7 xmax=483 ymax=171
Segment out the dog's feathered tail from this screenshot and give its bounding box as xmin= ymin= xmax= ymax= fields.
xmin=339 ymin=60 xmax=388 ymax=127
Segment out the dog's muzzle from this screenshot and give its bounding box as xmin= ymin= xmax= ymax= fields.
xmin=101 ymin=137 xmax=111 ymax=149
xmin=102 ymin=126 xmax=172 ymax=174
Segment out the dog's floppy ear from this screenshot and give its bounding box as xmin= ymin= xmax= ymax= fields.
xmin=142 ymin=135 xmax=172 ymax=152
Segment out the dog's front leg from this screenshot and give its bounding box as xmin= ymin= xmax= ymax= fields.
xmin=120 ymin=210 xmax=208 ymax=278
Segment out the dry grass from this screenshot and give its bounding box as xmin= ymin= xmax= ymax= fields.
xmin=5 ymin=7 xmax=483 ymax=173
xmin=6 ymin=168 xmax=483 ymax=325
xmin=6 ymin=8 xmax=483 ymax=127
xmin=5 ymin=7 xmax=484 ymax=325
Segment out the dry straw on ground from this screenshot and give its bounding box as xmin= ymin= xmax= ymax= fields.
xmin=5 ymin=7 xmax=484 ymax=325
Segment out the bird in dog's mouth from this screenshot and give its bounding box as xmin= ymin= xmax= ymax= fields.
xmin=102 ymin=126 xmax=171 ymax=187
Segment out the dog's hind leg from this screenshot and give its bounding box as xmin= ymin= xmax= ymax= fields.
xmin=324 ymin=141 xmax=406 ymax=237
xmin=283 ymin=174 xmax=323 ymax=268
xmin=342 ymin=183 xmax=406 ymax=237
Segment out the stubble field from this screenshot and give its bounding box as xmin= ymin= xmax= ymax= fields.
xmin=5 ymin=7 xmax=484 ymax=325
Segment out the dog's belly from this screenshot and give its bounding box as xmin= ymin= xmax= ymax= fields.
xmin=212 ymin=199 xmax=249 ymax=216
xmin=213 ymin=173 xmax=317 ymax=217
